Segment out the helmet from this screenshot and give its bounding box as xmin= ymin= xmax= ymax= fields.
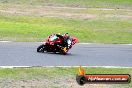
xmin=64 ymin=33 xmax=69 ymax=36
xmin=65 ymin=33 xmax=68 ymax=35
xmin=57 ymin=33 xmax=61 ymax=35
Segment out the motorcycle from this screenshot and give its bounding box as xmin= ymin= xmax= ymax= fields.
xmin=37 ymin=34 xmax=78 ymax=55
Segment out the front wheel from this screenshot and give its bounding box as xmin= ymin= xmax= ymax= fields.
xmin=37 ymin=44 xmax=45 ymax=52
xmin=60 ymin=47 xmax=68 ymax=55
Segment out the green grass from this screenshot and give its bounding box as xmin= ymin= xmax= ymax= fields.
xmin=0 ymin=14 xmax=132 ymax=43
xmin=0 ymin=67 xmax=131 ymax=87
xmin=0 ymin=67 xmax=132 ymax=79
xmin=0 ymin=0 xmax=132 ymax=9
xmin=0 ymin=0 xmax=132 ymax=43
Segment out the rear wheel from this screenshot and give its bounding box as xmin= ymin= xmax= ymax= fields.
xmin=37 ymin=44 xmax=45 ymax=52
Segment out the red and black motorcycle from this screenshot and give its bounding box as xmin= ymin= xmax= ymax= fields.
xmin=37 ymin=34 xmax=78 ymax=55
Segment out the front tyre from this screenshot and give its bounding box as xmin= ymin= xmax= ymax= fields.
xmin=37 ymin=44 xmax=45 ymax=52
xmin=60 ymin=47 xmax=68 ymax=55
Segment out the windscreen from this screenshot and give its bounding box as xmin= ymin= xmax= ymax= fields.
xmin=50 ymin=35 xmax=58 ymax=42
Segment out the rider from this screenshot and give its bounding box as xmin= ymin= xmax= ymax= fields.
xmin=56 ymin=33 xmax=70 ymax=47
xmin=63 ymin=33 xmax=70 ymax=40
xmin=63 ymin=33 xmax=70 ymax=47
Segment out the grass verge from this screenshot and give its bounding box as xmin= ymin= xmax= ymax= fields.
xmin=0 ymin=67 xmax=131 ymax=88
xmin=0 ymin=14 xmax=132 ymax=43
xmin=0 ymin=0 xmax=132 ymax=43
xmin=0 ymin=0 xmax=132 ymax=9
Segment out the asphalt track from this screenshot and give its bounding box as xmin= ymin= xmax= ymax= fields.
xmin=0 ymin=42 xmax=132 ymax=67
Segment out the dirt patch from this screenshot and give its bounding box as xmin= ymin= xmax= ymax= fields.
xmin=105 ymin=15 xmax=132 ymax=19
xmin=0 ymin=76 xmax=109 ymax=88
xmin=0 ymin=5 xmax=132 ymax=19
xmin=0 ymin=5 xmax=95 ymax=19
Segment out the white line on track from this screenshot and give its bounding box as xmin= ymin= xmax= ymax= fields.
xmin=0 ymin=41 xmax=12 ymax=42
xmin=0 ymin=41 xmax=132 ymax=45
xmin=0 ymin=66 xmax=131 ymax=68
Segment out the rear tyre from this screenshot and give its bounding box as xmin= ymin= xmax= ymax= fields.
xmin=37 ymin=44 xmax=45 ymax=52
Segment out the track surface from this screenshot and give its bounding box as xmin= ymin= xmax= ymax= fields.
xmin=0 ymin=42 xmax=132 ymax=66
